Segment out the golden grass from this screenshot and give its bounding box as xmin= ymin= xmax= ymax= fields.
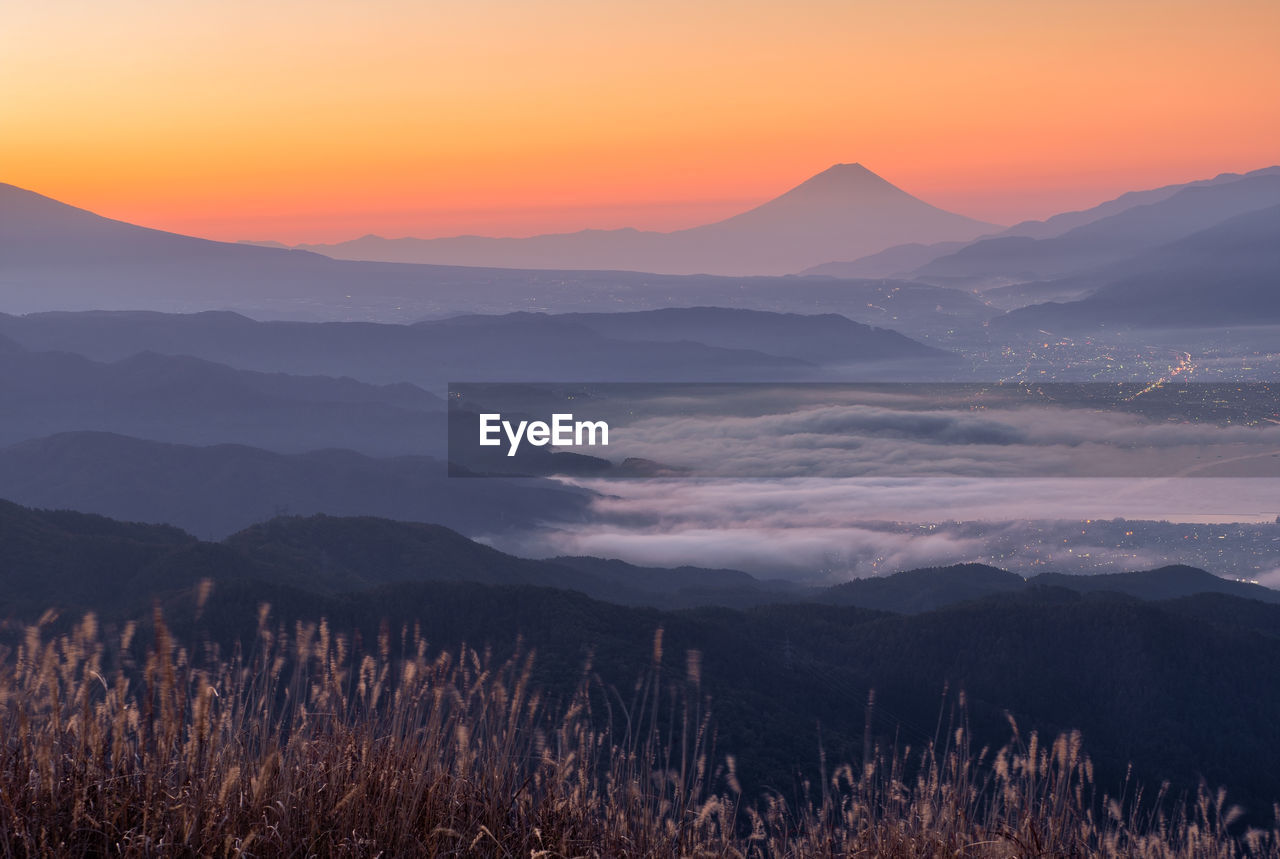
xmin=1 ymin=602 xmax=1276 ymax=857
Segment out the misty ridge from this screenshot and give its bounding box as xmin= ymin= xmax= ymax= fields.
xmin=2 ymin=427 xmax=1276 ymax=582
xmin=2 ymin=497 xmax=1275 ymax=618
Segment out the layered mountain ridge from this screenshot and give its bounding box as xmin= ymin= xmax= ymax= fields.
xmin=281 ymin=164 xmax=1000 ymax=275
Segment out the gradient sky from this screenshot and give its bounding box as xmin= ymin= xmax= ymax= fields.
xmin=4 ymin=0 xmax=1278 ymax=242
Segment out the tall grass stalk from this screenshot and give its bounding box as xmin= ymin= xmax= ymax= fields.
xmin=0 ymin=606 xmax=1275 ymax=857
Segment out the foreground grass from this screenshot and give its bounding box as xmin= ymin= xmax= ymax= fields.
xmin=1 ymin=605 xmax=1276 ymax=857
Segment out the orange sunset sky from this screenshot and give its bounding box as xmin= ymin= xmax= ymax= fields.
xmin=4 ymin=0 xmax=1279 ymax=243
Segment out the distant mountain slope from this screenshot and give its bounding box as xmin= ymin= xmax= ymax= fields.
xmin=0 ymin=180 xmax=364 ymax=312
xmin=399 ymin=312 xmax=814 ymax=379
xmin=819 ymin=562 xmax=1280 ymax=613
xmin=0 ymin=182 xmax=308 ymax=266
xmin=997 ymin=203 xmax=1280 ymax=330
xmin=0 ymin=307 xmax=945 ymax=387
xmin=912 ymin=172 xmax=1280 ymax=285
xmin=802 ymin=241 xmax=970 ymax=279
xmin=551 ymin=555 xmax=796 ymax=604
xmin=0 ymin=338 xmax=444 ymax=455
xmin=803 ymin=165 xmax=1280 ymax=280
xmin=1033 ymin=565 xmax=1279 ymax=603
xmin=0 ymin=498 xmax=198 ymax=613
xmin=546 ymin=307 xmax=945 ymax=363
xmin=13 ymin=170 xmax=1277 ymax=344
xmin=0 ymin=309 xmax=811 ymax=384
xmin=0 ymin=184 xmax=993 ymax=335
xmin=1001 ymin=166 xmax=1280 ymax=239
xmin=0 ymin=501 xmax=622 ymax=612
xmin=289 ymin=164 xmax=998 ymax=276
xmin=228 ymin=518 xmax=806 ymax=604
xmin=820 ymin=563 xmax=1027 ymax=612
xmin=4 ymin=484 xmax=1272 ymax=615
xmin=222 ymin=515 xmax=613 ymax=596
xmin=0 ymin=432 xmax=591 ymax=540
xmin=798 ymin=165 xmax=1280 ymax=279
xmin=0 ymin=499 xmax=790 ymax=611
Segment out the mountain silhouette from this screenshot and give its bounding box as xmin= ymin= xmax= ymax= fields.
xmin=804 ymin=165 xmax=1280 ymax=280
xmin=0 ymin=432 xmax=591 ymax=540
xmin=0 ymin=337 xmax=445 ymax=455
xmin=911 ymin=171 xmax=1280 ymax=286
xmin=998 ymin=202 xmax=1280 ymax=330
xmin=0 ymin=307 xmax=945 ymax=388
xmin=818 ymin=562 xmax=1279 ymax=613
xmin=286 ymin=164 xmax=999 ymax=275
xmin=0 ymin=182 xmax=312 ymax=266
xmin=545 ymin=307 xmax=944 ymax=363
xmin=999 ymin=166 xmax=1280 ymax=238
xmin=0 ymin=183 xmax=991 ymax=333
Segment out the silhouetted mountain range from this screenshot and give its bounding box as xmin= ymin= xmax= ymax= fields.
xmin=5 ymin=498 xmax=1280 ymax=812
xmin=998 ymin=202 xmax=1280 ymax=330
xmin=0 ymin=433 xmax=590 ymax=539
xmin=6 ymin=168 xmax=1275 ymax=345
xmin=3 ymin=496 xmax=1272 ymax=616
xmin=1033 ymin=565 xmax=1280 ymax=602
xmin=281 ymin=165 xmax=998 ymax=276
xmin=544 ymin=307 xmax=942 ymax=364
xmin=805 ymin=165 xmax=1280 ymax=281
xmin=0 ymin=180 xmax=352 ymax=312
xmin=0 ymin=307 xmax=945 ymax=389
xmin=911 ymin=171 xmax=1280 ymax=288
xmin=0 ymin=184 xmax=991 ymax=337
xmin=820 ymin=562 xmax=1280 ymax=612
xmin=803 ymin=240 xmax=971 ymax=279
xmin=0 ymin=335 xmax=444 ymax=454
xmin=1000 ymin=166 xmax=1280 ymax=239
